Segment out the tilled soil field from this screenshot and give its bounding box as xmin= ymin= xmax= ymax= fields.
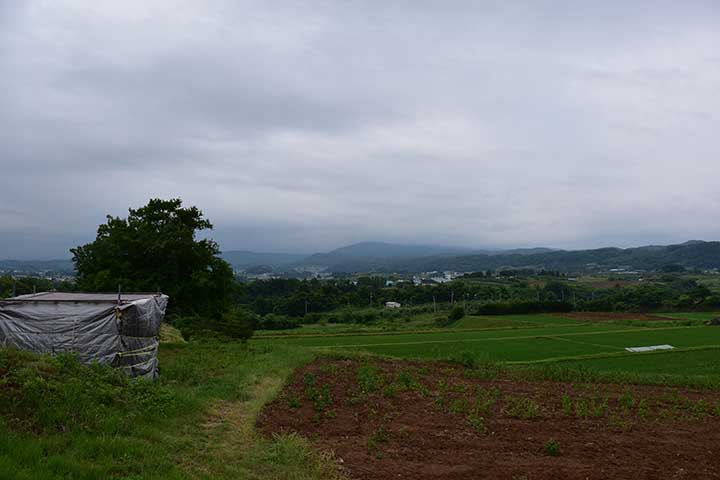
xmin=257 ymin=358 xmax=720 ymax=480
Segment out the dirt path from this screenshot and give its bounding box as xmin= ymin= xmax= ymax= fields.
xmin=179 ymin=376 xmax=283 ymax=478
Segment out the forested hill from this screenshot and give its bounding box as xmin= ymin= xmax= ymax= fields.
xmin=329 ymin=241 xmax=720 ymax=273
xmin=6 ymin=240 xmax=720 ymax=276
xmin=296 ymin=242 xmax=477 ymax=271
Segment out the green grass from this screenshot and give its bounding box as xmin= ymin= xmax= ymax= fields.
xmin=556 ymin=347 xmax=720 ymax=376
xmin=450 ymin=314 xmax=579 ymax=329
xmin=254 ymin=320 xmax=720 ymax=375
xmin=656 ymin=312 xmax=720 ymax=321
xmin=258 ymin=323 xmax=636 ymax=347
xmin=256 ymin=311 xmax=446 ymax=336
xmin=0 ymin=344 xmax=339 ymax=480
xmin=256 ymin=311 xmax=583 ymax=337
xmin=3 ymin=311 xmax=720 ymax=478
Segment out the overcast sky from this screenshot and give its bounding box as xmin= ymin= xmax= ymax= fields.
xmin=1 ymin=1 xmax=719 ymax=258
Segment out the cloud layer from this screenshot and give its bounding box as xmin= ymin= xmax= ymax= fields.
xmin=1 ymin=1 xmax=719 ymax=258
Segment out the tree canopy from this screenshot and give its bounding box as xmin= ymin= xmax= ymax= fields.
xmin=71 ymin=198 xmax=234 ymax=317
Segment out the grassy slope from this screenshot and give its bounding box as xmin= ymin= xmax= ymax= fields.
xmin=3 ymin=313 xmax=719 ymax=478
xmin=0 ymin=344 xmax=339 ymax=480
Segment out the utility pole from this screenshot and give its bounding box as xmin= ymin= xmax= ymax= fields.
xmin=370 ymin=293 xmax=373 ymax=307
xmin=451 ymin=291 xmax=454 ymax=305
xmin=432 ymin=295 xmax=437 ymax=313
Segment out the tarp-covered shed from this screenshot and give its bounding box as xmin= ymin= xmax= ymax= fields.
xmin=0 ymin=292 xmax=168 ymax=379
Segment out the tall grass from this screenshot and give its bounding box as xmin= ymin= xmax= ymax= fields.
xmin=0 ymin=344 xmax=339 ymax=479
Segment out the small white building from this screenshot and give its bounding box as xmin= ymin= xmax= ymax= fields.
xmin=385 ymin=301 xmax=401 ymax=309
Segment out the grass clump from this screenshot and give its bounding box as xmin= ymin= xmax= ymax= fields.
xmin=0 ymin=342 xmax=337 ymax=480
xmin=159 ymin=322 xmax=186 ymax=343
xmin=357 ymin=363 xmax=381 ymax=394
xmin=504 ymin=395 xmax=540 ymax=419
xmin=543 ymin=439 xmax=561 ymax=456
xmin=367 ymin=424 xmax=390 ymax=457
xmin=396 ymin=369 xmax=420 ymax=390
xmin=0 ymin=348 xmax=177 ymax=434
xmin=467 ymin=413 xmax=486 ymax=433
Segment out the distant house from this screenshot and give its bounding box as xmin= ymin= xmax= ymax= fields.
xmin=385 ymin=301 xmax=401 ymax=309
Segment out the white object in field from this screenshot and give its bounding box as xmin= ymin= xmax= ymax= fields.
xmin=625 ymin=344 xmax=674 ymax=353
xmin=385 ymin=301 xmax=401 ymax=309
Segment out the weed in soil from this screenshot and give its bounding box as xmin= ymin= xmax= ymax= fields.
xmin=357 ymin=362 xmax=381 ymax=394
xmin=467 ymin=413 xmax=487 ymax=433
xmin=367 ymin=424 xmax=390 ymax=458
xmin=259 ymin=358 xmax=720 ymax=480
xmin=504 ymin=395 xmax=540 ymax=419
xmin=544 ymin=439 xmax=561 ymax=456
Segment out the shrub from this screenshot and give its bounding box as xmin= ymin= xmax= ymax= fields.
xmin=216 ymin=307 xmax=256 ymax=340
xmin=475 ymin=301 xmax=572 ymax=315
xmin=256 ymin=313 xmax=300 ymax=331
xmin=174 ymin=307 xmax=256 ymax=341
xmin=449 ymin=305 xmax=466 ymax=322
xmin=448 ymin=351 xmax=477 ymax=369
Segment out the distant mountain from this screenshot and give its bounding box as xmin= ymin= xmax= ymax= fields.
xmin=220 ymin=250 xmax=306 ymax=270
xmin=491 ymin=247 xmax=558 ymax=256
xmin=297 ymin=242 xmax=478 ymax=271
xmin=376 ymin=241 xmax=720 ymax=273
xmin=294 ymin=242 xmax=564 ymax=272
xmin=9 ymin=240 xmax=717 ymax=277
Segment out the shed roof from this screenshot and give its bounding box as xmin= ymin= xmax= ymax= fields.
xmin=2 ymin=292 xmax=165 ymax=304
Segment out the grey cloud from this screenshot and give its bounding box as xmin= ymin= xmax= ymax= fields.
xmin=1 ymin=0 xmax=719 ymax=258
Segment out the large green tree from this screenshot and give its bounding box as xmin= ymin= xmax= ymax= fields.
xmin=71 ymin=198 xmax=234 ymax=317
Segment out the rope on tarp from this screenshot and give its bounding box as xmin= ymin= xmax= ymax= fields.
xmin=116 ymin=342 xmax=158 ymax=358
xmin=121 ymin=355 xmax=156 ymax=370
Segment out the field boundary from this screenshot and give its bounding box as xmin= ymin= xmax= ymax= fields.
xmin=505 ymin=344 xmax=720 ymax=366
xmin=253 ymin=319 xmax=585 ymax=340
xmin=312 ymin=325 xmax=705 ymax=349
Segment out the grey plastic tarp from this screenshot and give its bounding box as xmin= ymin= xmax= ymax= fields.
xmin=0 ymin=293 xmax=168 ymax=380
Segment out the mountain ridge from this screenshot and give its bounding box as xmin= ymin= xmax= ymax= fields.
xmin=4 ymin=240 xmax=719 ymax=275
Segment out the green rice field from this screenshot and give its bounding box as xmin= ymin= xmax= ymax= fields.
xmin=253 ymin=313 xmax=720 ymax=377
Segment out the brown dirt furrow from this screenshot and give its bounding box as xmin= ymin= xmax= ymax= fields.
xmin=257 ymin=359 xmax=720 ymax=480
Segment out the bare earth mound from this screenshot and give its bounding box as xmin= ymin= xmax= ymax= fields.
xmin=257 ymin=359 xmax=720 ymax=480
